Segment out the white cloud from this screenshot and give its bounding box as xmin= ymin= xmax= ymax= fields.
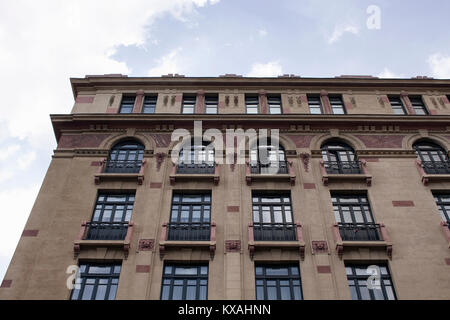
xmin=148 ymin=48 xmax=184 ymax=76
xmin=328 ymin=24 xmax=359 ymax=44
xmin=427 ymin=53 xmax=450 ymax=79
xmin=0 ymin=144 xmax=21 ymax=161
xmin=247 ymin=61 xmax=283 ymax=77
xmin=258 ymin=28 xmax=268 ymax=37
xmin=377 ymin=68 xmax=405 ymax=78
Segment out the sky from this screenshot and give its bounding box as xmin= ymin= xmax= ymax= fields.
xmin=0 ymin=0 xmax=450 ymax=282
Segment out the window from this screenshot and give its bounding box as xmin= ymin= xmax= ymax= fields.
xmin=252 ymin=193 xmax=295 ymax=241
xmin=413 ymin=140 xmax=450 ymax=174
xmin=161 ymin=264 xmax=208 ymax=300
xmin=388 ymin=96 xmax=407 ymax=115
xmin=346 ymin=264 xmax=396 ymax=300
xmin=178 ymin=140 xmax=215 ymax=174
xmin=307 ymin=95 xmax=323 ymax=114
xmin=321 ymin=141 xmax=361 ymax=174
xmin=70 ymin=263 xmax=121 ymax=300
xmin=255 ymin=264 xmax=302 ymax=300
xmin=119 ymin=96 xmax=135 ymax=114
xmin=433 ymin=193 xmax=450 ymax=223
xmin=268 ymin=95 xmax=282 ymax=114
xmin=205 ymin=95 xmax=218 ymax=114
xmin=332 ymin=194 xmax=380 ymax=241
xmin=409 ymin=96 xmax=428 ymax=115
xmin=86 ymin=193 xmax=135 ymax=240
xmin=168 ymin=192 xmax=211 ymax=241
xmin=250 ymin=138 xmax=288 ymax=174
xmin=329 ymin=95 xmax=346 ymax=114
xmin=142 ymin=95 xmax=157 ymax=114
xmin=182 ymin=94 xmax=196 ymax=114
xmin=246 ymin=95 xmax=259 ymax=114
xmin=105 ymin=140 xmax=144 ymax=173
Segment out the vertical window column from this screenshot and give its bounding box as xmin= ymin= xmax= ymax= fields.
xmin=400 ymin=92 xmax=416 ymax=115
xmin=196 ymin=90 xmax=205 ymax=114
xmin=259 ymin=90 xmax=268 ymax=114
xmin=320 ymin=90 xmax=332 ymax=114
xmin=132 ymin=90 xmax=145 ymax=113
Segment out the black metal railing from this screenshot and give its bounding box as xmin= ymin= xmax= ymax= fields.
xmin=85 ymin=221 xmax=129 ymax=240
xmin=324 ymin=161 xmax=362 ymax=174
xmin=338 ymin=223 xmax=381 ymax=241
xmin=167 ymin=222 xmax=211 ymax=241
xmin=249 ymin=161 xmax=289 ymax=174
xmin=104 ymin=160 xmax=142 ymax=174
xmin=176 ymin=162 xmax=215 ymax=174
xmin=421 ymin=161 xmax=450 ymax=174
xmin=253 ymin=223 xmax=297 ymax=241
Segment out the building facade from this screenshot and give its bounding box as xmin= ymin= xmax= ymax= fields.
xmin=1 ymin=74 xmax=450 ymax=300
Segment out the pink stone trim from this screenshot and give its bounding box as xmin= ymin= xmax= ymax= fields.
xmin=136 ymin=265 xmax=150 ymax=273
xmin=392 ymin=201 xmax=414 ymax=207
xmin=0 ymin=280 xmax=12 ymax=288
xmin=22 ymin=229 xmax=39 ymax=237
xmin=75 ymin=96 xmax=94 ymax=103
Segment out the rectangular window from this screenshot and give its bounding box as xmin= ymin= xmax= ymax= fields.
xmin=70 ymin=263 xmax=121 ymax=300
xmin=433 ymin=193 xmax=450 ymax=223
xmin=331 ymin=193 xmax=381 ymax=241
xmin=245 ymin=95 xmax=259 ymax=114
xmin=255 ymin=264 xmax=302 ymax=300
xmin=119 ymin=96 xmax=135 ymax=114
xmin=346 ymin=264 xmax=396 ymax=300
xmin=142 ymin=95 xmax=157 ymax=114
xmin=161 ymin=264 xmax=208 ymax=300
xmin=267 ymin=95 xmax=282 ymax=114
xmin=329 ymin=95 xmax=346 ymax=114
xmin=86 ymin=193 xmax=135 ymax=240
xmin=252 ymin=193 xmax=295 ymax=241
xmin=168 ymin=192 xmax=211 ymax=241
xmin=409 ymin=96 xmax=428 ymax=115
xmin=307 ymin=95 xmax=322 ymax=114
xmin=205 ymin=94 xmax=218 ymax=114
xmin=182 ymin=94 xmax=196 ymax=114
xmin=388 ymin=96 xmax=407 ymax=115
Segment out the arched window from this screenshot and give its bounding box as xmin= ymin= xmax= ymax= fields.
xmin=413 ymin=140 xmax=449 ymax=174
xmin=177 ymin=139 xmax=215 ymax=174
xmin=250 ymin=138 xmax=288 ymax=174
xmin=105 ymin=140 xmax=144 ymax=173
xmin=321 ymin=141 xmax=361 ymax=174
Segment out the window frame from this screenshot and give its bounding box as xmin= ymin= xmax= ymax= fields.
xmin=205 ymin=94 xmax=218 ymax=114
xmin=433 ymin=193 xmax=450 ymax=222
xmin=160 ymin=264 xmax=209 ymax=300
xmin=245 ymin=94 xmax=259 ymax=114
xmin=307 ymin=94 xmax=323 ymax=114
xmin=142 ymin=95 xmax=157 ymax=114
xmin=409 ymin=95 xmax=428 ymax=115
xmin=255 ymin=263 xmax=303 ymax=300
xmin=119 ymin=95 xmax=136 ymax=114
xmin=388 ymin=95 xmax=407 ymax=115
xmin=182 ymin=94 xmax=196 ymax=114
xmin=267 ymin=95 xmax=282 ymax=114
xmin=329 ymin=95 xmax=346 ymax=115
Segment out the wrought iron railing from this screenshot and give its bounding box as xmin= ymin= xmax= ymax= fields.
xmin=167 ymin=222 xmax=211 ymax=241
xmin=421 ymin=161 xmax=450 ymax=174
xmin=176 ymin=162 xmax=215 ymax=174
xmin=338 ymin=222 xmax=381 ymax=241
xmin=84 ymin=221 xmax=129 ymax=240
xmin=253 ymin=223 xmax=297 ymax=241
xmin=323 ymin=161 xmax=362 ymax=174
xmin=249 ymin=161 xmax=289 ymax=174
xmin=104 ymin=160 xmax=142 ymax=174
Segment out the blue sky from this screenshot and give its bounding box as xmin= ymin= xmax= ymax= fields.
xmin=0 ymin=0 xmax=449 ymax=282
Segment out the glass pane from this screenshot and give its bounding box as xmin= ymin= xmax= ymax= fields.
xmin=81 ymin=284 xmax=94 ymax=300
xmin=186 ymin=285 xmax=197 ymax=300
xmin=293 ymin=286 xmax=302 ymax=300
xmin=267 ymin=287 xmax=277 ymax=300
xmin=175 ymin=267 xmax=197 ymax=275
xmin=199 ymin=286 xmax=207 ymax=300
xmin=280 ymin=286 xmax=291 ymax=300
xmin=172 ymin=286 xmax=183 ymax=300
xmin=256 ymin=286 xmax=264 ymax=300
xmin=95 ymin=285 xmax=107 ymax=300
xmin=266 ymin=267 xmax=289 ymax=276
xmin=349 ymin=285 xmax=358 ymax=300
xmin=385 ymin=286 xmax=396 ymax=300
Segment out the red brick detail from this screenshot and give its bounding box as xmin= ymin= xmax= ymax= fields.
xmin=317 ymin=266 xmax=331 ymax=273
xmin=106 ymin=108 xmax=119 ymax=114
xmin=91 ymin=161 xmax=103 ymax=166
xmin=355 ymin=135 xmax=405 ymax=148
xmin=312 ymin=241 xmax=329 ymax=254
xmin=138 ymin=239 xmax=154 ymax=251
xmin=218 ymin=101 xmax=225 ymax=109
xmin=445 ymin=258 xmax=450 ymax=266
xmin=0 ymin=280 xmax=12 ymax=288
xmin=58 ymin=134 xmax=110 ymax=148
xmin=75 ymin=96 xmax=94 ymax=103
xmin=136 ymin=265 xmax=150 ymax=273
xmin=344 ymin=101 xmax=353 ymax=110
xmin=360 ymin=158 xmax=379 ymax=162
xmin=300 ymin=95 xmax=308 ymax=104
xmin=175 ymin=95 xmax=182 ymax=102
xmin=225 ymin=240 xmax=241 ymax=253
xmin=150 ymin=182 xmax=162 ymax=189
xmin=286 ymin=135 xmax=315 ymax=148
xmin=227 ymin=206 xmax=239 ymax=212
xmin=150 ymin=134 xmax=172 ymax=147
xmin=392 ymin=201 xmax=414 ymax=207
xmin=303 ymin=183 xmax=316 ymax=189
xmin=22 ymin=230 xmax=39 ymax=237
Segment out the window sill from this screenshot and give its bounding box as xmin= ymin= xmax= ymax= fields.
xmin=322 ymin=173 xmax=372 ymax=186
xmin=94 ymin=173 xmax=144 ymax=185
xmin=415 ymin=159 xmax=450 ymax=185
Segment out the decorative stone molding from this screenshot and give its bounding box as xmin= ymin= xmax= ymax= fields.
xmin=225 ymin=240 xmax=241 ymax=253
xmin=299 ymin=153 xmax=310 ymax=172
xmin=311 ymin=241 xmax=329 ymax=255
xmin=155 ymin=153 xmax=166 ymax=171
xmin=138 ymin=239 xmax=155 ymax=251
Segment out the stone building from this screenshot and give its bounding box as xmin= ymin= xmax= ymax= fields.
xmin=1 ymin=74 xmax=450 ymax=300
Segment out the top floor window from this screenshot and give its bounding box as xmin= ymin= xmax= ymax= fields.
xmin=142 ymin=95 xmax=157 ymax=114
xmin=182 ymin=94 xmax=196 ymax=114
xmin=329 ymin=95 xmax=346 ymax=114
xmin=321 ymin=141 xmax=361 ymax=174
xmin=246 ymin=95 xmax=259 ymax=114
xmin=268 ymin=95 xmax=282 ymax=114
xmin=307 ymin=95 xmax=322 ymax=114
xmin=388 ymin=96 xmax=407 ymax=115
xmin=119 ymin=96 xmax=135 ymax=114
xmin=409 ymin=96 xmax=428 ymax=115
xmin=205 ymin=94 xmax=218 ymax=114
xmin=413 ymin=140 xmax=450 ymax=174
xmin=105 ymin=140 xmax=144 ymax=173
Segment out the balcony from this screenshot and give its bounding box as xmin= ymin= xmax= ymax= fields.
xmin=94 ymin=158 xmax=145 ymax=185
xmin=320 ymin=160 xmax=372 ymax=186
xmin=245 ymin=161 xmax=296 ymax=186
xmin=248 ymin=222 xmax=305 ymax=260
xmin=170 ymin=162 xmax=220 ymax=185
xmin=332 ymin=222 xmax=392 ymax=259
xmin=73 ymin=221 xmax=134 ymax=259
xmin=441 ymin=221 xmax=450 ymax=248
xmin=416 ymin=159 xmax=450 ymax=185
xmin=159 ymin=222 xmax=216 ymax=259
